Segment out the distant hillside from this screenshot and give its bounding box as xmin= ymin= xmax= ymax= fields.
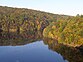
xmin=0 ymin=6 xmax=71 ymax=33
xmin=0 ymin=6 xmax=83 ymax=47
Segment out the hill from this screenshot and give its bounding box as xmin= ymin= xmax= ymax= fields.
xmin=1 ymin=6 xmax=82 ymax=47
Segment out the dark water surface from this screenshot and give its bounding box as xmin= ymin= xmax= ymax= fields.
xmin=0 ymin=40 xmax=68 ymax=62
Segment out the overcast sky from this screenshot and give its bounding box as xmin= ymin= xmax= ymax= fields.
xmin=0 ymin=0 xmax=83 ymax=16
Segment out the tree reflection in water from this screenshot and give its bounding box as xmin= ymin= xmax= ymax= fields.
xmin=0 ymin=31 xmax=42 ymax=46
xmin=0 ymin=32 xmax=83 ymax=62
xmin=43 ymin=38 xmax=83 ymax=62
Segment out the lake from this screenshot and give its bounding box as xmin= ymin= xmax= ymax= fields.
xmin=0 ymin=33 xmax=83 ymax=62
xmin=0 ymin=40 xmax=69 ymax=62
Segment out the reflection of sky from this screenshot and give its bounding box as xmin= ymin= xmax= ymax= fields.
xmin=0 ymin=41 xmax=68 ymax=62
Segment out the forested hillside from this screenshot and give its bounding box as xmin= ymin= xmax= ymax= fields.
xmin=0 ymin=6 xmax=83 ymax=47
xmin=43 ymin=16 xmax=83 ymax=46
xmin=0 ymin=6 xmax=70 ymax=34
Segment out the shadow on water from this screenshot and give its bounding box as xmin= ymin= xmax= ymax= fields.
xmin=43 ymin=38 xmax=83 ymax=62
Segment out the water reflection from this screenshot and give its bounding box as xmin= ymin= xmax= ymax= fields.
xmin=43 ymin=38 xmax=83 ymax=62
xmin=0 ymin=31 xmax=42 ymax=46
xmin=0 ymin=32 xmax=68 ymax=62
xmin=0 ymin=41 xmax=68 ymax=62
xmin=0 ymin=32 xmax=83 ymax=62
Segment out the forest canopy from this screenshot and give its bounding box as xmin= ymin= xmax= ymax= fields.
xmin=0 ymin=6 xmax=83 ymax=47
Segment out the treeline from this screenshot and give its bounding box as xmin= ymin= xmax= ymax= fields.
xmin=1 ymin=6 xmax=82 ymax=47
xmin=0 ymin=6 xmax=70 ymax=35
xmin=43 ymin=16 xmax=83 ymax=46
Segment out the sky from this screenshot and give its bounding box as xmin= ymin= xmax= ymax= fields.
xmin=0 ymin=0 xmax=83 ymax=16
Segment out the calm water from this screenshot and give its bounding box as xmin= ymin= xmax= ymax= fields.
xmin=0 ymin=32 xmax=83 ymax=62
xmin=0 ymin=40 xmax=68 ymax=62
